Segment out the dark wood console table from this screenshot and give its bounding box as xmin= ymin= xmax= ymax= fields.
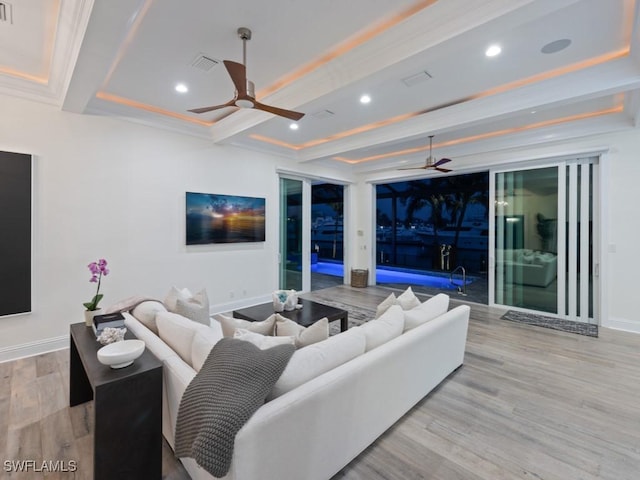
xmin=69 ymin=323 xmax=162 ymax=480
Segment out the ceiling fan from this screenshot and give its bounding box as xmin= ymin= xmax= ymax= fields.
xmin=398 ymin=135 xmax=452 ymax=172
xmin=188 ymin=27 xmax=305 ymax=121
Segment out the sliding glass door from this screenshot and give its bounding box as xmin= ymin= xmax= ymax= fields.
xmin=494 ymin=167 xmax=559 ymax=313
xmin=280 ymin=178 xmax=304 ymax=290
xmin=492 ymin=159 xmax=598 ymax=323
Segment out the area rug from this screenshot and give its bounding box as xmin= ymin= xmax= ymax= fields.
xmin=316 ymin=299 xmax=375 ymax=335
xmin=501 ymin=310 xmax=598 ymax=337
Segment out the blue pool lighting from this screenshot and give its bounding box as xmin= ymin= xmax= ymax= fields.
xmin=311 ymin=262 xmax=474 ymax=289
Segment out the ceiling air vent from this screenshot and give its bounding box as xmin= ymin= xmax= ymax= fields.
xmin=402 ymin=70 xmax=432 ymax=87
xmin=190 ymin=54 xmax=220 ymax=72
xmin=312 ymin=109 xmax=335 ymax=119
xmin=0 ymin=2 xmax=13 ymax=24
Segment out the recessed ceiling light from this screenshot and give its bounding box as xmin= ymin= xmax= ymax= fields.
xmin=360 ymin=94 xmax=371 ymax=104
xmin=289 ymin=123 xmax=299 ymax=130
xmin=485 ymin=44 xmax=502 ymax=57
xmin=175 ymin=83 xmax=188 ymax=93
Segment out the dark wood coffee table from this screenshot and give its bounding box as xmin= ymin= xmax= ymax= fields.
xmin=234 ymin=298 xmax=349 ymax=332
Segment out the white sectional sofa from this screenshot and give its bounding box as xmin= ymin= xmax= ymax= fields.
xmin=498 ymin=249 xmax=558 ymax=287
xmin=123 ymin=294 xmax=470 ymax=480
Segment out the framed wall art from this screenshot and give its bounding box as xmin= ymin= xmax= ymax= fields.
xmin=0 ymin=151 xmax=32 ymax=317
xmin=186 ymin=192 xmax=266 ymax=245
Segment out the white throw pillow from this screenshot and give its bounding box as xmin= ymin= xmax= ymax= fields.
xmin=175 ymin=289 xmax=210 ymax=325
xmin=214 ymin=313 xmax=277 ymax=337
xmin=164 ymin=286 xmax=193 ymax=312
xmin=403 ymin=293 xmax=450 ymax=332
xmin=268 ymin=327 xmax=367 ymax=400
xmin=396 ymin=286 xmax=421 ymax=310
xmin=156 ymin=312 xmax=198 ymax=365
xmin=375 ymin=292 xmax=397 ymax=319
xmin=130 ymin=300 xmax=167 ymax=334
xmin=234 ymin=329 xmax=296 ymax=349
xmin=275 ymin=316 xmax=329 ymax=348
xmin=191 ymin=324 xmax=223 ymax=371
xmin=358 ymin=304 xmax=404 ymax=351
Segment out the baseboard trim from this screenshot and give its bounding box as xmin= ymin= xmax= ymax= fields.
xmin=602 ymin=317 xmax=640 ymax=334
xmin=0 ymin=334 xmax=68 ymax=363
xmin=210 ymin=294 xmax=272 ymax=315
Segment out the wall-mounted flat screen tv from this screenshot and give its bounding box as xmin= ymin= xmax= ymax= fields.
xmin=186 ymin=192 xmax=266 ymax=245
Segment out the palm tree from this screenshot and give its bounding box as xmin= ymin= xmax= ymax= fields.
xmin=311 ymin=183 xmax=344 ymax=259
xmin=441 ymin=174 xmax=489 ymax=248
xmin=400 ymin=178 xmax=449 ymax=244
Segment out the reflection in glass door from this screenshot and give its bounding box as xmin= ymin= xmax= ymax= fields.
xmin=280 ymin=178 xmax=303 ymax=290
xmin=493 ymin=160 xmax=597 ymax=323
xmin=495 ymin=167 xmax=559 ymax=313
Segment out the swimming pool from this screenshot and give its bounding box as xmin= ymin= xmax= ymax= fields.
xmin=311 ymin=262 xmax=474 ymax=289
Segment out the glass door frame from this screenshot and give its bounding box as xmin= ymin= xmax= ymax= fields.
xmin=278 ymin=171 xmax=352 ymax=293
xmin=490 ymin=160 xmax=560 ymax=309
xmin=279 ymin=176 xmax=311 ymax=292
xmin=489 ymin=156 xmax=601 ymax=324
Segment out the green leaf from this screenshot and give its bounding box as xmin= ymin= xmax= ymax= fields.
xmin=83 ymin=293 xmax=104 ymax=311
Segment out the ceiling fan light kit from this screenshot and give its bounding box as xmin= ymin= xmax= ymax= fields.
xmin=188 ymin=27 xmax=305 ymax=121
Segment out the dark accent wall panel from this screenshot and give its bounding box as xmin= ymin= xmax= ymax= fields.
xmin=0 ymin=151 xmax=32 ymax=316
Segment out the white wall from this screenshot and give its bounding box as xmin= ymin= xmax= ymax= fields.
xmin=600 ymin=130 xmax=640 ymax=333
xmin=1 ymin=91 xmax=638 ymax=361
xmin=355 ymin=129 xmax=640 ymax=333
xmin=0 ymin=94 xmax=350 ymax=359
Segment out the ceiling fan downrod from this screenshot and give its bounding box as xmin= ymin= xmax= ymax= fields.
xmin=237 ymin=27 xmax=251 ymax=67
xmin=427 ymin=135 xmax=434 ymax=165
xmin=235 ymin=27 xmax=255 ymax=107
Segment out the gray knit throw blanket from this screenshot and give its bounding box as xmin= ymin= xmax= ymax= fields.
xmin=174 ymin=338 xmax=295 ymax=478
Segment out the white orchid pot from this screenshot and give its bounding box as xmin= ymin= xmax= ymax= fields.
xmin=84 ymin=308 xmax=103 ymax=327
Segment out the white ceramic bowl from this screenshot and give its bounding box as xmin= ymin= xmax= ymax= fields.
xmin=97 ymin=339 xmax=145 ymax=369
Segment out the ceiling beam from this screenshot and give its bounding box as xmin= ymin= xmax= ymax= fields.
xmin=296 ymin=57 xmax=640 ymax=162
xmin=209 ymin=0 xmax=577 ymax=144
xmin=62 ymin=0 xmax=148 ymax=113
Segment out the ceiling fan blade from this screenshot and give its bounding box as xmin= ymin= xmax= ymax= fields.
xmin=435 ymin=167 xmax=452 ymax=173
xmin=397 ymin=165 xmax=427 ymax=170
xmin=188 ymin=99 xmax=236 ymax=114
xmin=223 ymin=60 xmax=247 ymax=96
xmin=253 ymin=101 xmax=305 ymax=121
xmin=433 ymin=158 xmax=452 ymax=167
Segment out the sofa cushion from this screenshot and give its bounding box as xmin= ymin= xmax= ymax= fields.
xmin=403 ymin=293 xmax=450 ymax=332
xmin=358 ymin=304 xmax=404 ymax=351
xmin=234 ymin=329 xmax=296 ymax=349
xmin=396 ymin=287 xmax=421 ymax=310
xmin=164 ymin=286 xmax=193 ymax=312
xmin=157 ymin=311 xmax=223 ymax=370
xmin=275 ymin=316 xmax=329 ymax=348
xmin=175 ymin=289 xmax=210 ymax=325
xmin=131 ymin=300 xmax=167 ymax=334
xmin=268 ymin=327 xmax=366 ymax=400
xmin=374 ymin=292 xmax=397 ymax=319
xmin=156 ymin=312 xmax=199 ymax=365
xmin=191 ymin=324 xmax=224 ymax=372
xmin=215 ymin=313 xmax=276 ymax=337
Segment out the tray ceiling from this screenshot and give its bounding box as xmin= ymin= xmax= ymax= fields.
xmin=1 ymin=0 xmax=639 ymax=173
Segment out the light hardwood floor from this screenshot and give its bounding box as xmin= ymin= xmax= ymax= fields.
xmin=1 ymin=285 xmax=639 ymax=479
